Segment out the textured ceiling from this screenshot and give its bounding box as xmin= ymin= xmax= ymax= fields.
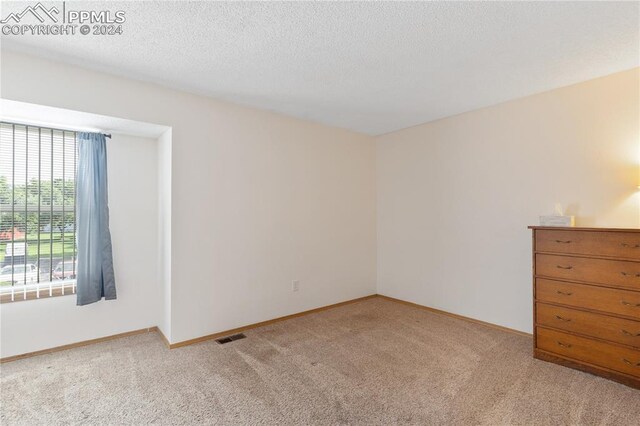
xmin=1 ymin=1 xmax=638 ymax=135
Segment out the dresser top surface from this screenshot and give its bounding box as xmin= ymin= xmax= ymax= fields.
xmin=529 ymin=226 xmax=640 ymax=233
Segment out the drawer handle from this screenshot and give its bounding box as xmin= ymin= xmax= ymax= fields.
xmin=556 ymin=290 xmax=573 ymax=296
xmin=622 ymin=358 xmax=640 ymax=367
xmin=621 ymin=330 xmax=640 ymax=337
xmin=621 ymin=243 xmax=640 ymax=248
xmin=620 ymin=272 xmax=640 ymax=277
xmin=555 ymin=240 xmax=572 ymax=244
xmin=556 ymin=265 xmax=573 ymax=270
xmin=621 ymin=300 xmax=640 ymax=307
xmin=554 ymin=315 xmax=572 ymax=322
xmin=556 ymin=341 xmax=572 ymax=348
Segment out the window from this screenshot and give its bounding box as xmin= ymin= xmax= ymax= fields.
xmin=0 ymin=122 xmax=78 ymax=302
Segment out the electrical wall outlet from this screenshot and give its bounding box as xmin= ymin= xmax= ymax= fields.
xmin=292 ymin=280 xmax=300 ymax=292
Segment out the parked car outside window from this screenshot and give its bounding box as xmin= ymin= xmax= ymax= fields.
xmin=0 ymin=264 xmax=39 ymax=285
xmin=53 ymin=261 xmax=78 ymax=280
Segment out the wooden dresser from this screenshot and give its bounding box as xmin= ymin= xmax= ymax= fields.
xmin=529 ymin=226 xmax=640 ymax=389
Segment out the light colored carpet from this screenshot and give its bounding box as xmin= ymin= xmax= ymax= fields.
xmin=1 ymin=297 xmax=639 ymax=425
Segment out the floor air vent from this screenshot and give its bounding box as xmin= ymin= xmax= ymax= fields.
xmin=215 ymin=333 xmax=246 ymax=344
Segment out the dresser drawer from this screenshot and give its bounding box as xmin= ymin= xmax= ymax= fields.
xmin=536 ymin=254 xmax=640 ymax=290
xmin=536 ymin=230 xmax=640 ymax=260
xmin=536 ymin=303 xmax=640 ymax=348
xmin=536 ymin=279 xmax=640 ymax=319
xmin=537 ymin=327 xmax=640 ymax=378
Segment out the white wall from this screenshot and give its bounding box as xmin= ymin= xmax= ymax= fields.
xmin=157 ymin=129 xmax=172 ymax=341
xmin=376 ymin=68 xmax=640 ymax=333
xmin=0 ymin=50 xmax=377 ymax=350
xmin=1 ymin=134 xmax=159 ymax=357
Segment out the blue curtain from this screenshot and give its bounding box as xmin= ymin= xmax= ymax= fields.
xmin=76 ymin=132 xmax=116 ymax=305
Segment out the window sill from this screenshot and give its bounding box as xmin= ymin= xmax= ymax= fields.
xmin=0 ymin=283 xmax=76 ymax=304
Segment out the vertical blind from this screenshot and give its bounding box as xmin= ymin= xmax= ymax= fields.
xmin=0 ymin=122 xmax=78 ymax=300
